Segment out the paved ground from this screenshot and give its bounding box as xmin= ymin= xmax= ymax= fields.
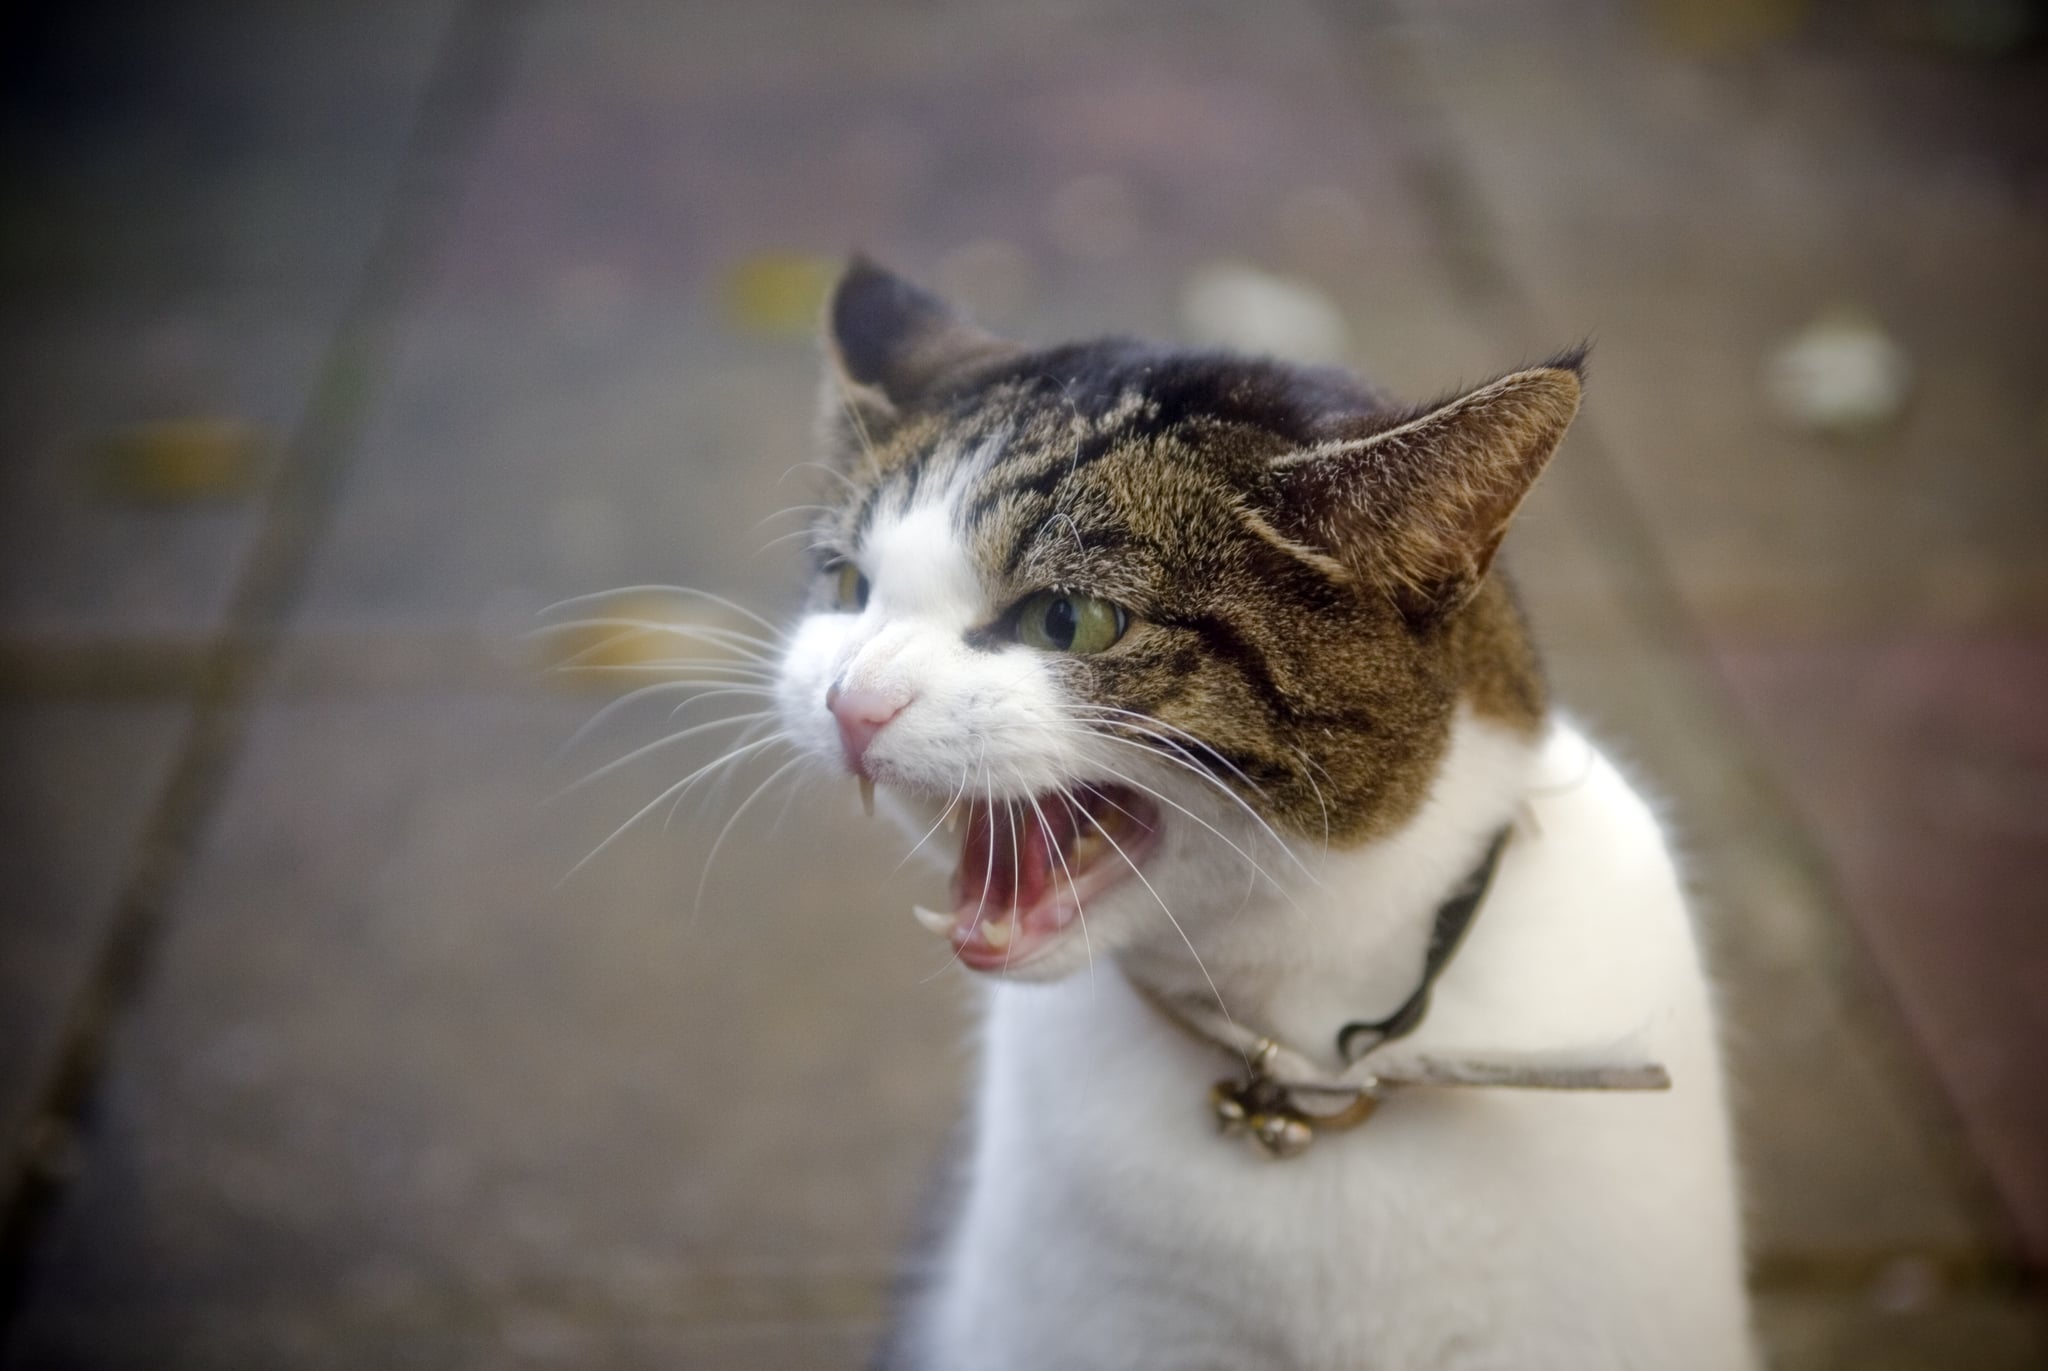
xmin=1 ymin=0 xmax=2044 ymax=1366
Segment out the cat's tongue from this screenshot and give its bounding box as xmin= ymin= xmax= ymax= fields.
xmin=931 ymin=785 xmax=1156 ymax=970
xmin=953 ymin=796 xmax=1085 ymax=916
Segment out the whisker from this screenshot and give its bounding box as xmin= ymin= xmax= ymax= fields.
xmin=750 ymin=504 xmax=836 ymax=532
xmin=534 ymin=619 xmax=777 ymax=668
xmin=926 ymin=753 xmax=998 ymax=983
xmin=557 ymin=679 xmax=774 ymax=758
xmin=551 ymin=663 xmax=779 ymax=678
xmin=1070 ymin=725 xmax=1317 ymax=885
xmin=894 ymin=756 xmax=977 ymax=875
xmin=834 ymin=379 xmax=884 ymax=480
xmin=539 ymin=584 xmax=788 ymax=643
xmin=949 ymin=714 xmax=1309 ymax=891
xmin=674 ymin=714 xmax=781 ymax=828
xmin=1065 ymin=792 xmax=1236 ymax=1031
xmin=1077 ymin=754 xmax=1302 ymax=913
xmin=560 ymin=731 xmax=790 ymax=882
xmin=558 ymin=710 xmax=776 ymax=796
xmin=693 ymin=753 xmax=812 ymax=917
xmin=1002 ymin=800 xmax=1021 ymax=972
xmin=755 ymin=525 xmax=828 ymax=556
xmin=779 ymin=459 xmax=860 ymax=497
xmin=1029 ymin=791 xmax=1093 ymax=994
xmin=1066 ymin=705 xmax=1269 ymax=795
xmin=665 ymin=686 xmax=777 ymax=721
xmin=1287 ymin=744 xmax=1333 ymax=858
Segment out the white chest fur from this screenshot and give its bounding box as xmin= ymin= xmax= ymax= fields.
xmin=900 ymin=720 xmax=1756 ymax=1371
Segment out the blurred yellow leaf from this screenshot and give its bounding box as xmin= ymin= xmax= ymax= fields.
xmin=96 ymin=418 xmax=271 ymax=503
xmin=1645 ymin=0 xmax=1806 ymax=52
xmin=535 ymin=591 xmax=765 ymax=686
xmin=721 ymin=252 xmax=838 ymax=338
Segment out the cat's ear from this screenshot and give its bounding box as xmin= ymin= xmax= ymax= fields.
xmin=821 ymin=258 xmax=1017 ymax=439
xmin=1268 ymin=356 xmax=1584 ymax=624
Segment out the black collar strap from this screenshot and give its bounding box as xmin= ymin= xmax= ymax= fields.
xmin=1335 ymin=826 xmax=1512 ymax=1064
xmin=1131 ymin=824 xmax=1537 ymax=1158
xmin=1132 ymin=817 xmax=1670 ymax=1159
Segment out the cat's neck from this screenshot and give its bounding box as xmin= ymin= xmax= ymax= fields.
xmin=1115 ymin=707 xmax=1542 ymax=1066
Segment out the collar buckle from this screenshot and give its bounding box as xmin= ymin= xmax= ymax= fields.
xmin=1210 ymin=1038 xmax=1382 ymax=1159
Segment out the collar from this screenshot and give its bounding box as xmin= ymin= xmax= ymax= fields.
xmin=1130 ymin=825 xmax=1671 ymax=1159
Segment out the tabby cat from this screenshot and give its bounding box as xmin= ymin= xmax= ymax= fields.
xmin=771 ymin=261 xmax=1754 ymax=1370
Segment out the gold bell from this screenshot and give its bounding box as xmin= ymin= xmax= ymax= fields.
xmin=1212 ymin=1078 xmax=1317 ymax=1158
xmin=1211 ymin=1083 xmax=1251 ymax=1137
xmin=1251 ymin=1112 xmax=1314 ymax=1159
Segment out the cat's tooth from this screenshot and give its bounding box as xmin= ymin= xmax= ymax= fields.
xmin=981 ymin=918 xmax=1013 ymax=950
xmin=858 ymin=775 xmax=876 ymax=818
xmin=912 ymin=904 xmax=955 ymax=937
xmin=1070 ymin=833 xmax=1105 ymax=866
xmin=945 ymin=805 xmax=963 ymax=835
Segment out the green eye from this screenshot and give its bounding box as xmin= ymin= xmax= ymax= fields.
xmin=1016 ymin=591 xmax=1127 ymax=654
xmin=834 ymin=563 xmax=870 ymax=611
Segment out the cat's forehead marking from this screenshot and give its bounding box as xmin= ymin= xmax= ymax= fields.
xmin=861 ymin=438 xmax=992 ymax=622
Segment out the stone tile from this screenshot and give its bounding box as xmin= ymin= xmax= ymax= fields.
xmin=0 ymin=705 xmax=187 ymax=1177
xmin=1716 ymin=633 xmax=2048 ymax=1264
xmin=1390 ymin=0 xmax=2048 ymax=632
xmin=292 ymin=0 xmax=1503 ymax=638
xmin=4 ymin=692 xmax=958 ymax=1356
xmin=0 ymin=0 xmax=459 ymax=637
xmin=1756 ymin=1288 xmax=2048 ymax=1371
xmin=5 ymin=1313 xmax=880 ymax=1371
xmin=1546 ymin=647 xmax=1997 ymax=1259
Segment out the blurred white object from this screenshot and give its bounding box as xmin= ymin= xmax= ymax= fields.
xmin=1179 ymin=261 xmax=1351 ymax=364
xmin=1765 ymin=310 xmax=1912 ymax=435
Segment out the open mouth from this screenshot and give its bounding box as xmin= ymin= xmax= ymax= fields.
xmin=912 ymin=784 xmax=1161 ymax=972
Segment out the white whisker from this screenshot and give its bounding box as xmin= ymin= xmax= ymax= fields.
xmin=895 ymin=752 xmax=978 ymax=876
xmin=1064 ymin=791 xmax=1235 ymax=1031
xmin=926 ymin=753 xmax=998 ymax=983
xmin=539 ymin=584 xmax=787 ymax=643
xmin=1066 ymin=705 xmax=1269 ymax=795
xmin=1076 ymin=753 xmax=1303 ymax=913
xmin=562 ymin=731 xmax=790 ymax=882
xmin=534 ymin=618 xmax=777 ymax=668
xmin=557 ymin=679 xmax=773 ymax=758
xmin=558 ymin=710 xmax=776 ymax=796
xmin=779 ymin=459 xmax=860 ymax=496
xmin=1029 ymin=791 xmax=1094 ymax=994
xmin=551 ymin=663 xmax=778 ymax=678
xmin=693 ymin=754 xmax=812 ymax=917
xmin=1075 ymin=723 xmax=1317 ymax=885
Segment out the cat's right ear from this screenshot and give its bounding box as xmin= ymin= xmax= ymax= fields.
xmin=821 ymin=258 xmax=1017 ymax=448
xmin=1267 ymin=357 xmax=1584 ymax=625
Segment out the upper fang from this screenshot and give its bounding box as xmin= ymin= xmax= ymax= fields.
xmin=858 ymin=775 xmax=876 ymax=817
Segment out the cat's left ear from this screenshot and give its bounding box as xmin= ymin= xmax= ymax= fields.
xmin=1268 ymin=355 xmax=1584 ymax=624
xmin=821 ymin=258 xmax=1019 ymax=445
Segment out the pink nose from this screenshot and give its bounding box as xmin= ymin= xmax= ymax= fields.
xmin=826 ymin=683 xmax=908 ymax=774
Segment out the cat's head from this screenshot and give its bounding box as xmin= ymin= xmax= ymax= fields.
xmin=776 ymin=260 xmax=1580 ymax=980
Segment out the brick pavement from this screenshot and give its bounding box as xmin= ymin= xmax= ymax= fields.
xmin=1 ymin=1 xmax=2042 ymax=1365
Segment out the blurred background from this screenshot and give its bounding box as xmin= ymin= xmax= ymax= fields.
xmin=1 ymin=0 xmax=2044 ymax=1365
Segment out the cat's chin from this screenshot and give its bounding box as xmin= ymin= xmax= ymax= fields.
xmin=904 ymin=783 xmax=1162 ymax=979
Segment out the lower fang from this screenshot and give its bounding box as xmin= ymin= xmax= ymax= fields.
xmin=981 ymin=919 xmax=1012 ymax=950
xmin=858 ymin=776 xmax=875 ymax=817
xmin=912 ymin=904 xmax=953 ymax=936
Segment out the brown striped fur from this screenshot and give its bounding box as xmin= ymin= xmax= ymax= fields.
xmin=814 ymin=260 xmax=1580 ymax=847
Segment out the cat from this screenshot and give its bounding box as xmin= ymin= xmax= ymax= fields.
xmin=771 ymin=259 xmax=1756 ymax=1370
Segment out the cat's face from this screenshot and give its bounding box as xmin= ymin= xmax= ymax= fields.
xmin=775 ymin=262 xmax=1580 ymax=980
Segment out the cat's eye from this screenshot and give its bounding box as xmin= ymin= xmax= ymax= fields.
xmin=1015 ymin=591 xmax=1126 ymax=655
xmin=833 ymin=563 xmax=870 ymax=612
